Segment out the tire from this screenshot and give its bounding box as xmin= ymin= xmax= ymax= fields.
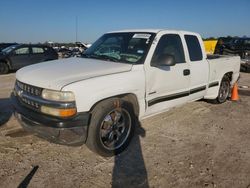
xmin=86 ymin=98 xmax=135 ymax=157
xmin=213 ymin=76 xmax=231 ymax=104
xmin=0 ymin=62 xmax=9 ymax=74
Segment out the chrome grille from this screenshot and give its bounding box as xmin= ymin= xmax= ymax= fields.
xmin=20 ymin=96 xmax=40 ymax=110
xmin=15 ymin=80 xmax=43 ymax=111
xmin=16 ymin=80 xmax=42 ymax=96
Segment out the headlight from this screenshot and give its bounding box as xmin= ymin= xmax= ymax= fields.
xmin=42 ymin=89 xmax=75 ymax=102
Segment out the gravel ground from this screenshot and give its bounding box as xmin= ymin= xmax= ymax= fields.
xmin=0 ymin=73 xmax=250 ymax=188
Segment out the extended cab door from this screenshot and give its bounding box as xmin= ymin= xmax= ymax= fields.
xmin=144 ymin=32 xmax=190 ymax=116
xmin=184 ymin=34 xmax=209 ymax=101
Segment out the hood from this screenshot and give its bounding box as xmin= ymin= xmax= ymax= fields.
xmin=16 ymin=57 xmax=133 ymax=90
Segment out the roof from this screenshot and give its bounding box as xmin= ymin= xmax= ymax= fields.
xmin=108 ymin=29 xmax=198 ymax=35
xmin=108 ymin=29 xmax=163 ymax=33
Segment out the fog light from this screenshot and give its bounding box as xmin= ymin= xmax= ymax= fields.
xmin=41 ymin=106 xmax=76 ymax=117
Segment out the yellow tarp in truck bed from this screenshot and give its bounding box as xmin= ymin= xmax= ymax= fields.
xmin=203 ymin=40 xmax=218 ymax=54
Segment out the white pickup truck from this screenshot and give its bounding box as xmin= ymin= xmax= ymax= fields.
xmin=12 ymin=29 xmax=240 ymax=156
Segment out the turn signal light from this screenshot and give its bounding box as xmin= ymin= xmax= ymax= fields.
xmin=59 ymin=108 xmax=77 ymax=117
xmin=41 ymin=106 xmax=77 ymax=117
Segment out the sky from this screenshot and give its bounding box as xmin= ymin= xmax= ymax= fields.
xmin=0 ymin=0 xmax=249 ymax=43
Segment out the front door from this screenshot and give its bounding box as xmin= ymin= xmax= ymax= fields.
xmin=145 ymin=33 xmax=190 ymax=116
xmin=10 ymin=46 xmax=31 ymax=69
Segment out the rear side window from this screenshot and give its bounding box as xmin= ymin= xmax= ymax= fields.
xmin=32 ymin=47 xmax=44 ymax=54
xmin=151 ymin=34 xmax=185 ymax=65
xmin=184 ymin=35 xmax=203 ymax=61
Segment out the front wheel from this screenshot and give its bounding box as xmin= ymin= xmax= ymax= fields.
xmin=86 ymin=98 xmax=135 ymax=157
xmin=0 ymin=63 xmax=9 ymax=74
xmin=213 ymin=76 xmax=231 ymax=103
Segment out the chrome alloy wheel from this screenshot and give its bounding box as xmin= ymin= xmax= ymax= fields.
xmin=218 ymin=80 xmax=230 ymax=102
xmin=99 ymin=109 xmax=131 ymax=150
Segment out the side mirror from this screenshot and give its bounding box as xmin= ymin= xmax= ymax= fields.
xmin=158 ymin=54 xmax=176 ymax=66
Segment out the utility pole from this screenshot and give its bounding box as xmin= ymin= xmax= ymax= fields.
xmin=75 ymin=16 xmax=78 ymax=43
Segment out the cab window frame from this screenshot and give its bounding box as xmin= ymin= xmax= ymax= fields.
xmin=151 ymin=33 xmax=186 ymax=66
xmin=184 ymin=35 xmax=203 ymax=62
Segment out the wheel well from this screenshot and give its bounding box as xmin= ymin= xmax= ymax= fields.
xmin=121 ymin=94 xmax=140 ymax=116
xmin=90 ymin=93 xmax=140 ymax=117
xmin=0 ymin=59 xmax=11 ymax=69
xmin=224 ymin=72 xmax=233 ymax=82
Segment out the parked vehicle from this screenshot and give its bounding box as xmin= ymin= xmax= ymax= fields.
xmin=215 ymin=37 xmax=250 ymax=72
xmin=0 ymin=43 xmax=18 ymax=52
xmin=214 ymin=37 xmax=233 ymax=55
xmin=12 ymin=29 xmax=240 ymax=156
xmin=57 ymin=48 xmax=72 ymax=58
xmin=215 ymin=37 xmax=250 ymax=58
xmin=240 ymin=59 xmax=250 ymax=72
xmin=0 ymin=44 xmax=58 ymax=74
xmin=71 ymin=48 xmax=82 ymax=57
xmin=75 ymin=42 xmax=88 ymax=51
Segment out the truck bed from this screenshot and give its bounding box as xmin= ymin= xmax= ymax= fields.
xmin=207 ymin=55 xmax=240 ymax=85
xmin=207 ymin=54 xmax=237 ymax=60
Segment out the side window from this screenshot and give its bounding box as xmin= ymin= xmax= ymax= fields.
xmin=32 ymin=47 xmax=44 ymax=54
xmin=184 ymin=35 xmax=203 ymax=61
xmin=151 ymin=34 xmax=185 ymax=65
xmin=14 ymin=47 xmax=29 ymax=55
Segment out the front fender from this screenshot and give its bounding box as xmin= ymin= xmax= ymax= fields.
xmin=62 ymin=69 xmax=145 ymax=115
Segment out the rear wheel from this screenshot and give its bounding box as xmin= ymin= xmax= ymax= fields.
xmin=86 ymin=98 xmax=135 ymax=157
xmin=0 ymin=62 xmax=9 ymax=74
xmin=213 ymin=76 xmax=230 ymax=103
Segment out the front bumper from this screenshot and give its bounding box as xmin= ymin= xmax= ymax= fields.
xmin=11 ymin=93 xmax=91 ymax=146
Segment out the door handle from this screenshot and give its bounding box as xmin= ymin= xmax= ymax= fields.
xmin=183 ymin=69 xmax=190 ymax=76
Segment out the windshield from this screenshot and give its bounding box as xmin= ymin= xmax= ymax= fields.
xmin=82 ymin=32 xmax=156 ymax=64
xmin=2 ymin=44 xmax=20 ymax=54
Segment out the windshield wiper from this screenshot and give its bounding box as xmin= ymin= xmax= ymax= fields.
xmin=81 ymin=53 xmax=119 ymax=62
xmin=96 ymin=54 xmax=119 ymax=62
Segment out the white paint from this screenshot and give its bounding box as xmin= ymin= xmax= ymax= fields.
xmin=16 ymin=57 xmax=132 ymax=90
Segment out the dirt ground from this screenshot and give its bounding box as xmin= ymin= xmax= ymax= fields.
xmin=0 ymin=72 xmax=250 ymax=188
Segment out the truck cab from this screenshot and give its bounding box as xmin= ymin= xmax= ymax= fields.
xmin=144 ymin=31 xmax=209 ymax=116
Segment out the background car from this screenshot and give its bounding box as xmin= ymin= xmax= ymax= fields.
xmin=0 ymin=44 xmax=58 ymax=74
xmin=57 ymin=48 xmax=72 ymax=58
xmin=214 ymin=37 xmax=250 ymax=73
xmin=215 ymin=37 xmax=250 ymax=58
